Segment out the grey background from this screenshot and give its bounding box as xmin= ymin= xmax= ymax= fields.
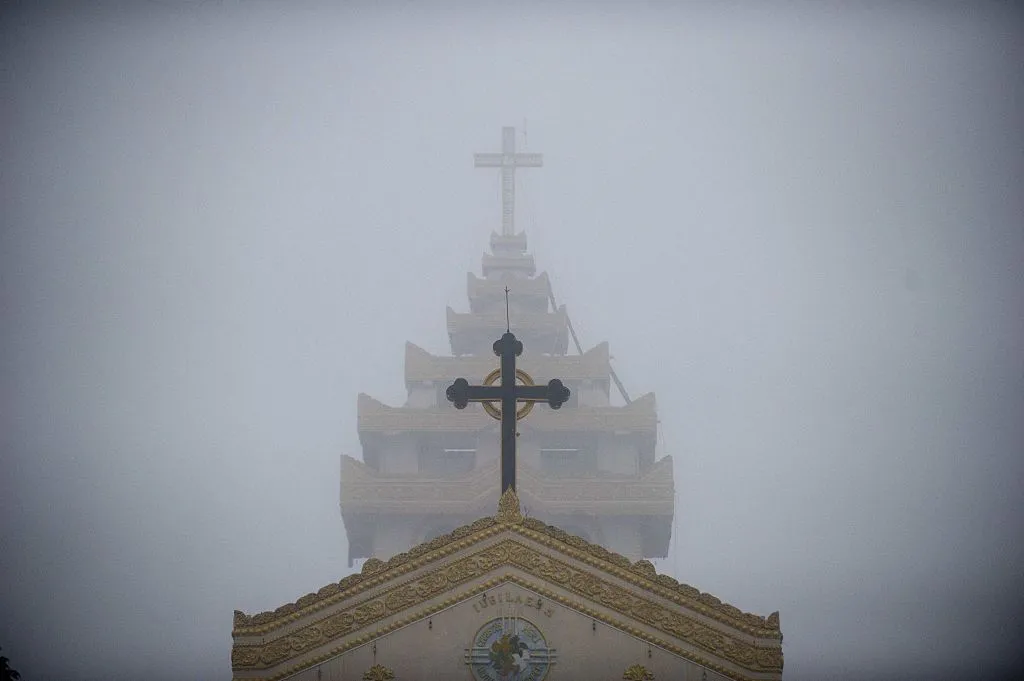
xmin=2 ymin=2 xmax=1022 ymax=680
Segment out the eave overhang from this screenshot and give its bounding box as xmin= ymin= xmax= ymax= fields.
xmin=340 ymin=455 xmax=674 ymax=516
xmin=404 ymin=340 xmax=611 ymax=388
xmin=467 ymin=271 xmax=551 ymax=312
xmin=481 ymin=252 xmax=536 ymax=277
xmin=446 ymin=306 xmax=568 ymax=356
xmin=357 ymin=392 xmax=657 ymax=436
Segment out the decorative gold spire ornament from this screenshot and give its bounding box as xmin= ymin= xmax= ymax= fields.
xmin=495 ymin=486 xmax=524 ymax=524
xmin=362 ymin=663 xmax=395 ymax=680
xmin=623 ymin=664 xmax=655 ymax=680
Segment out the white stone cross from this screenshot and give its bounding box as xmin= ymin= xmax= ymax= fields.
xmin=474 ymin=126 xmax=543 ymax=236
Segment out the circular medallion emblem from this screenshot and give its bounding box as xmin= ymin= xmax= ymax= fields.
xmin=466 ymin=618 xmax=553 ymax=681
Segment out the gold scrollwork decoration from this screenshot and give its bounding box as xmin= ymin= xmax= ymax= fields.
xmin=623 ymin=664 xmax=655 ymax=680
xmin=233 ymin=510 xmax=779 ymax=656
xmin=495 ymin=487 xmax=524 ymax=524
xmin=362 ymin=664 xmax=395 ymax=680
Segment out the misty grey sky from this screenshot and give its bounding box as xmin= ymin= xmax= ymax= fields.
xmin=2 ymin=2 xmax=1022 ymax=680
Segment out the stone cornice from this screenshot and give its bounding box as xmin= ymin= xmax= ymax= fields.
xmin=232 ymin=496 xmax=781 ymax=680
xmin=339 ymin=456 xmax=675 ymax=515
xmin=404 ymin=340 xmax=610 ymax=386
xmin=357 ymin=391 xmax=657 ymax=435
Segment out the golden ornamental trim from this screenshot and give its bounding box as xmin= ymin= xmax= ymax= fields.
xmin=361 ymin=664 xmax=394 ymax=680
xmin=231 ymin=539 xmax=782 ymax=678
xmin=361 ymin=558 xmax=386 ymax=576
xmin=495 ymin=487 xmax=524 ymax=524
xmin=234 ymin=513 xmax=776 ymax=638
xmin=623 ymin=664 xmax=655 ymax=681
xmin=232 ymin=572 xmax=779 ymax=681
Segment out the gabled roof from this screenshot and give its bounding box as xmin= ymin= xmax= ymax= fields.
xmin=233 ymin=490 xmax=782 ymax=681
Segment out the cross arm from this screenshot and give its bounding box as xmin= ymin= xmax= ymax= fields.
xmin=474 ymin=153 xmax=544 ymax=168
xmin=474 ymin=153 xmax=505 ymax=168
xmin=512 ymin=153 xmax=543 ymax=167
xmin=445 ymin=378 xmax=502 ymax=409
xmin=515 ymin=379 xmax=571 ymax=409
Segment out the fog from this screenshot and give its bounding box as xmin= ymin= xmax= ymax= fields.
xmin=2 ymin=2 xmax=1022 ymax=680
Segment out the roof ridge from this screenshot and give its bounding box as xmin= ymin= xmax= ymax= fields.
xmin=235 ymin=492 xmax=777 ymax=638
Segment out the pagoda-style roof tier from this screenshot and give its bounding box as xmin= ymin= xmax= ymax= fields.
xmin=340 ymin=456 xmax=674 ymax=517
xmin=404 ymin=340 xmax=610 ymax=388
xmin=447 ymin=306 xmax=568 ymax=355
xmin=357 ymin=391 xmax=656 ymax=436
xmin=467 ymin=271 xmax=551 ymax=313
xmin=481 ymin=252 xmax=536 ymax=277
xmin=489 ymin=230 xmax=529 ymax=254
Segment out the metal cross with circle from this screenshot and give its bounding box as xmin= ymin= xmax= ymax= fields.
xmin=446 ymin=331 xmax=570 ymax=494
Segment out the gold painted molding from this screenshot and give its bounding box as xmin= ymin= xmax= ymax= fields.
xmin=361 ymin=664 xmax=394 ymax=680
xmin=233 ymin=573 xmax=778 ymax=681
xmin=496 ymin=487 xmax=524 ymax=524
xmin=623 ymin=664 xmax=655 ymax=681
xmin=232 ymin=539 xmax=782 ymax=678
xmin=235 ymin=508 xmax=777 ymax=639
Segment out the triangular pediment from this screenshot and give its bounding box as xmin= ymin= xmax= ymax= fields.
xmin=233 ymin=491 xmax=782 ymax=681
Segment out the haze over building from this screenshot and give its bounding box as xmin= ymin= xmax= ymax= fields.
xmin=232 ymin=129 xmax=781 ymax=680
xmin=1 ymin=4 xmax=1021 ymax=680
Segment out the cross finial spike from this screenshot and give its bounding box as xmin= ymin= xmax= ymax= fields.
xmin=505 ymin=286 xmax=511 ymax=333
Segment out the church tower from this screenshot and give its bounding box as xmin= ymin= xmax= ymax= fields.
xmin=234 ymin=128 xmax=782 ymax=681
xmin=339 ymin=127 xmax=674 ymax=566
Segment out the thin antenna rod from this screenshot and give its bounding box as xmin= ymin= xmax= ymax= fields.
xmin=504 ymin=286 xmax=511 ymax=332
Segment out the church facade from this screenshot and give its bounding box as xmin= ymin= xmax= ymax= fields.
xmin=232 ymin=490 xmax=783 ymax=681
xmin=231 ymin=128 xmax=783 ymax=680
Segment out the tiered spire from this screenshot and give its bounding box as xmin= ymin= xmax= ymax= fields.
xmin=339 ymin=127 xmax=673 ymax=566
